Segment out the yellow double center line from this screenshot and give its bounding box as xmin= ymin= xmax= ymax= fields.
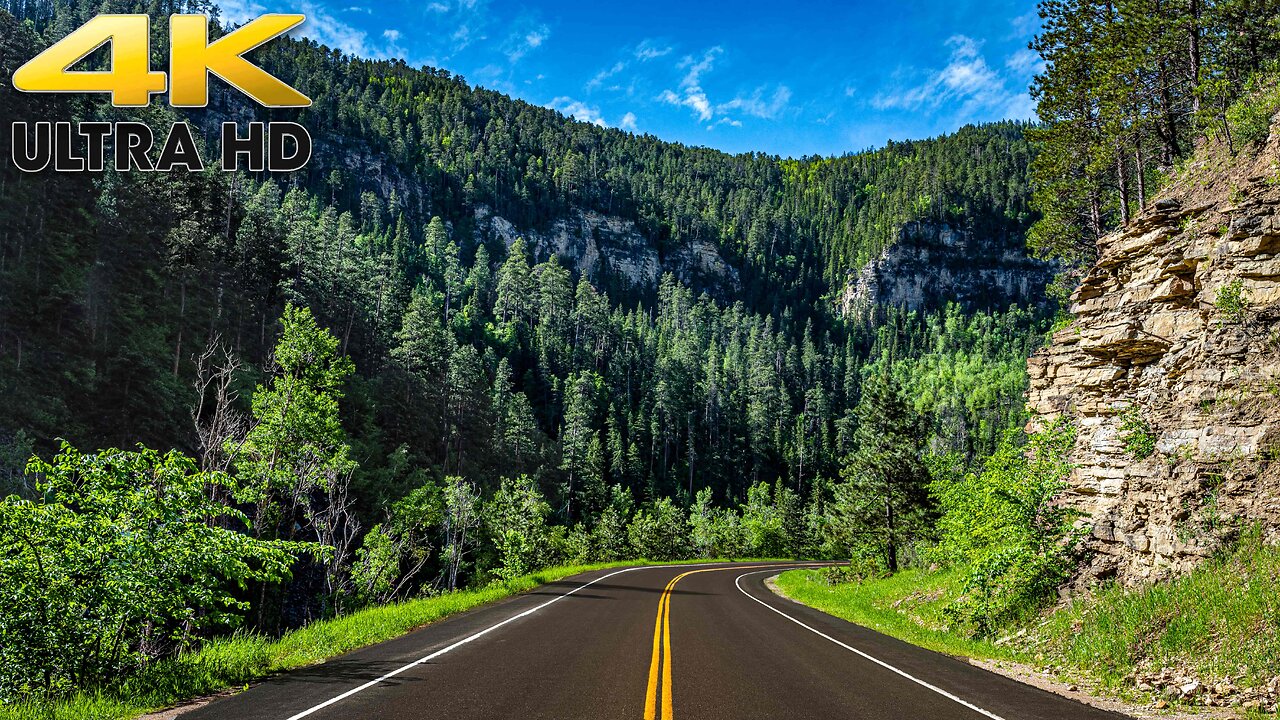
xmin=642 ymin=564 xmax=802 ymax=720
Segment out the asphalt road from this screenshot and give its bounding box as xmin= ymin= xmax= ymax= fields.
xmin=185 ymin=562 xmax=1130 ymax=720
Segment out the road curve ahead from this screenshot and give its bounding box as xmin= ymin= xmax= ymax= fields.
xmin=185 ymin=562 xmax=1129 ymax=720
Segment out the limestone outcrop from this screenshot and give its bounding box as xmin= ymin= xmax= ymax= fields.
xmin=841 ymin=221 xmax=1055 ymax=314
xmin=473 ymin=205 xmax=739 ymax=295
xmin=1028 ymin=129 xmax=1280 ymax=585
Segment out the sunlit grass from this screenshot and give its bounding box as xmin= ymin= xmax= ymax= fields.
xmin=773 ymin=567 xmax=1016 ymax=662
xmin=777 ymin=532 xmax=1280 ymax=712
xmin=1039 ymin=531 xmax=1280 ymax=690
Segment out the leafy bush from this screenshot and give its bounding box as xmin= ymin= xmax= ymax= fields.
xmin=352 ymin=483 xmax=442 ymax=606
xmin=627 ymin=497 xmax=690 ymax=561
xmin=1225 ymin=73 xmax=1280 ymax=149
xmin=1117 ymin=405 xmax=1156 ymax=461
xmin=0 ymin=444 xmax=313 ymax=700
xmin=740 ymin=481 xmax=799 ymax=558
xmin=930 ymin=420 xmax=1083 ymax=635
xmin=484 ymin=476 xmax=553 ymax=582
xmin=1214 ymin=278 xmax=1249 ymax=323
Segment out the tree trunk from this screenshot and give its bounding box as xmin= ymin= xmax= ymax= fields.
xmin=173 ymin=281 xmax=186 ymax=376
xmin=884 ymin=496 xmax=898 ymax=573
xmin=1116 ymin=152 xmax=1131 ymax=225
xmin=1135 ymin=147 xmax=1147 ymax=210
xmin=1189 ymin=0 xmax=1201 ymax=116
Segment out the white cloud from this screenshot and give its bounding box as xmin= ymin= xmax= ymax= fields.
xmin=619 ymin=112 xmax=639 ymax=131
xmin=548 ymin=97 xmax=608 ymax=127
xmin=273 ymin=1 xmax=421 ymax=62
xmin=870 ymin=35 xmax=1034 ymax=121
xmin=506 ymin=22 xmax=549 ymax=63
xmin=293 ymin=2 xmax=377 ymax=57
xmin=1005 ymin=47 xmax=1043 ymax=77
xmin=1009 ymin=10 xmax=1040 ymax=38
xmin=717 ymin=85 xmax=791 ymax=119
xmin=587 ymin=61 xmax=626 ymax=91
xmin=659 ymin=46 xmax=721 ymax=121
xmin=217 ymin=0 xmax=265 ymax=26
xmin=635 ymin=39 xmax=673 ymax=61
xmin=658 ymin=46 xmax=790 ymax=128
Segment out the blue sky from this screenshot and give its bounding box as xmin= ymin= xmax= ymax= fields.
xmin=219 ymin=0 xmax=1044 ymax=159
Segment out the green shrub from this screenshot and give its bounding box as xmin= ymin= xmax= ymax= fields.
xmin=1226 ymin=74 xmax=1280 ymax=148
xmin=627 ymin=497 xmax=690 ymax=561
xmin=1118 ymin=405 xmax=1156 ymax=460
xmin=0 ymin=445 xmax=313 ymax=701
xmin=1214 ymin=278 xmax=1249 ymax=323
xmin=930 ymin=420 xmax=1083 ymax=635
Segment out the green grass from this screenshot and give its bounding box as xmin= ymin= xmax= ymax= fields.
xmin=777 ymin=533 xmax=1280 ymax=713
xmin=1039 ymin=532 xmax=1280 ymax=691
xmin=773 ymin=567 xmax=1016 ymax=662
xmin=0 ymin=558 xmax=762 ymax=720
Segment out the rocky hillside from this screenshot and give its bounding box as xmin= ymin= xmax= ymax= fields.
xmin=841 ymin=220 xmax=1055 ymax=315
xmin=474 ymin=205 xmax=740 ymax=296
xmin=1028 ymin=120 xmax=1280 ymax=585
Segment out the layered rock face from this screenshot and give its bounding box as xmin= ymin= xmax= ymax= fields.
xmin=473 ymin=205 xmax=740 ymax=295
xmin=841 ymin=221 xmax=1055 ymax=314
xmin=1028 ymin=132 xmax=1280 ymax=585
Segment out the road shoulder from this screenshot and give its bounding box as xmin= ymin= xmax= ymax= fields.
xmin=764 ymin=574 xmax=1237 ymax=720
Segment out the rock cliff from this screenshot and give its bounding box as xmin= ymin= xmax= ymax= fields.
xmin=1028 ymin=127 xmax=1280 ymax=585
xmin=473 ymin=205 xmax=740 ymax=295
xmin=841 ymin=221 xmax=1055 ymax=315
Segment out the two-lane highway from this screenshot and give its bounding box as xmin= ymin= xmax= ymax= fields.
xmin=186 ymin=563 xmax=1130 ymax=720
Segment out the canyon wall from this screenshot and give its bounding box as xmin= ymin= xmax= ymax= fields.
xmin=1028 ymin=129 xmax=1280 ymax=584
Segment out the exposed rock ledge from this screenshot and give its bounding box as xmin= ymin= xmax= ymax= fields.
xmin=841 ymin=220 xmax=1055 ymax=315
xmin=1028 ymin=125 xmax=1280 ymax=585
xmin=473 ymin=205 xmax=740 ymax=295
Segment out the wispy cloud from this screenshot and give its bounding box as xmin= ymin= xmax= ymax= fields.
xmin=717 ymin=85 xmax=791 ymax=119
xmin=619 ymin=112 xmax=639 ymax=131
xmin=1004 ymin=47 xmax=1042 ymax=77
xmin=293 ymin=1 xmax=379 ymax=57
xmin=217 ymin=0 xmax=265 ymax=26
xmin=870 ymin=35 xmax=1034 ymax=120
xmin=635 ymin=39 xmax=672 ymax=61
xmin=658 ymin=46 xmax=790 ymax=128
xmin=587 ymin=61 xmax=627 ymax=91
xmin=548 ymin=97 xmax=608 ymax=127
xmin=504 ymin=18 xmax=550 ymax=63
xmin=1008 ymin=10 xmax=1041 ymax=38
xmin=658 ymin=46 xmax=722 ymax=121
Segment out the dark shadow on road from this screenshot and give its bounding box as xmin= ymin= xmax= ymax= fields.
xmin=531 ymin=581 xmax=713 ymax=596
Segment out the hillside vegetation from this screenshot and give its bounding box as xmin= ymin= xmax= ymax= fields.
xmin=4 ymin=0 xmax=1278 ymax=715
xmin=0 ymin=0 xmax=1054 ymax=711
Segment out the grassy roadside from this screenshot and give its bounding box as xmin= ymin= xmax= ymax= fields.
xmin=773 ymin=567 xmax=1018 ymax=663
xmin=774 ymin=534 xmax=1280 ymax=716
xmin=0 ymin=558 xmax=770 ymax=720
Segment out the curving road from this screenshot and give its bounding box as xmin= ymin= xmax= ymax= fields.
xmin=185 ymin=562 xmax=1129 ymax=720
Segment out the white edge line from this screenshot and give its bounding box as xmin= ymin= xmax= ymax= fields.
xmin=282 ymin=561 xmax=747 ymax=720
xmin=734 ymin=569 xmax=1009 ymax=720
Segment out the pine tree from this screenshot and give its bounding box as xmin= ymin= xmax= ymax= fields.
xmin=827 ymin=374 xmax=931 ymax=572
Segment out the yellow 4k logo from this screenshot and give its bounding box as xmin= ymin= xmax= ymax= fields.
xmin=12 ymin=14 xmax=311 ymax=108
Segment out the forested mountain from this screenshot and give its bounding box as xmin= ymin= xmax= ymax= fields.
xmin=0 ymin=0 xmax=1048 ymax=488
xmin=0 ymin=0 xmax=1055 ymax=693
